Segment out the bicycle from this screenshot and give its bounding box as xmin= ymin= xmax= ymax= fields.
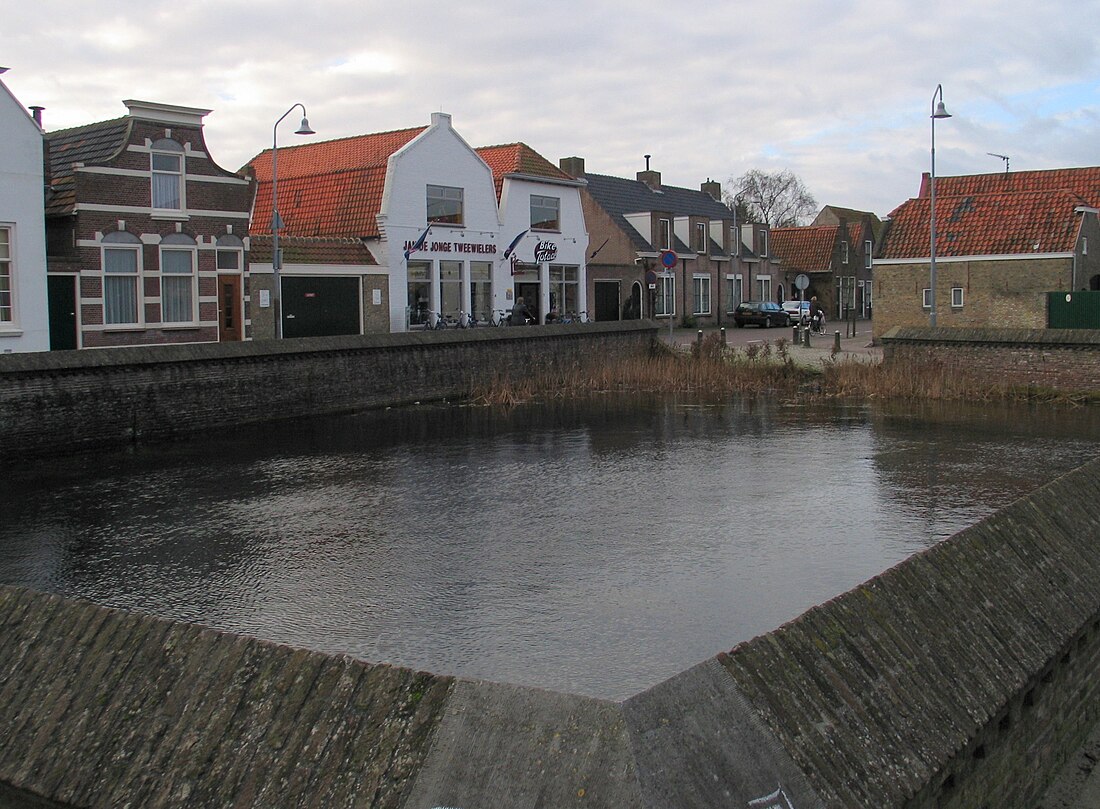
xmin=561 ymin=310 xmax=589 ymax=324
xmin=490 ymin=309 xmax=510 ymax=327
xmin=429 ymin=312 xmax=461 ymax=330
xmin=461 ymin=311 xmax=482 ymax=328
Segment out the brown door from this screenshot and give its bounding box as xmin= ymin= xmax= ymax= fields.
xmin=218 ymin=275 xmax=242 ymax=342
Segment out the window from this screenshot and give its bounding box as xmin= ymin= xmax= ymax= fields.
xmin=692 ymin=274 xmax=711 ymax=315
xmin=102 ymin=231 xmax=142 ymax=325
xmin=550 ymin=265 xmax=579 ymax=318
xmin=864 ymin=239 xmax=873 ymax=269
xmin=726 ymin=273 xmax=743 ymax=313
xmin=1083 ymin=237 xmax=1089 ymax=256
xmin=658 ymin=218 xmax=671 ymax=251
xmin=923 ymin=288 xmax=932 ymax=309
xmin=693 ymin=222 xmax=707 ymax=253
xmin=407 ymin=261 xmax=431 ymax=326
xmin=757 ymin=276 xmax=772 ymax=301
xmin=160 ymin=234 xmax=197 ymax=323
xmin=841 ymin=241 xmax=849 ymax=264
xmin=530 ymin=195 xmax=560 ymax=230
xmin=151 ymin=139 xmax=184 ymax=210
xmin=440 ymin=260 xmax=462 ymax=318
xmin=427 ymin=185 xmax=463 ymax=225
xmin=0 ymin=226 xmax=12 ymax=323
xmin=757 ymin=229 xmax=768 ymax=257
xmin=216 ymin=234 xmax=244 ymax=272
xmin=951 ymin=287 xmax=965 ymax=308
xmin=656 ymin=274 xmax=675 ymax=317
xmin=470 ymin=261 xmax=492 ymax=321
xmin=730 ymin=226 xmax=740 ymax=258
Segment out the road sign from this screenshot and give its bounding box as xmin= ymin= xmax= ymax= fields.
xmin=659 ymin=250 xmax=678 ymax=269
xmin=645 ymin=269 xmax=658 ymax=285
xmin=795 ymin=273 xmax=810 ymax=291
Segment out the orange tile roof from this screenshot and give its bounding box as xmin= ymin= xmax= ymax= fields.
xmin=918 ymin=167 xmax=1100 ymax=207
xmin=879 ymin=190 xmax=1086 ymax=259
xmin=475 ymin=143 xmax=574 ymax=198
xmin=246 ymin=127 xmax=425 ymax=181
xmin=249 ymin=235 xmax=377 ymax=265
xmin=769 ymin=225 xmax=839 ymax=273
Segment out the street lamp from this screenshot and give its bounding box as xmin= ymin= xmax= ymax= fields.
xmin=929 ymin=84 xmax=951 ymax=327
xmin=270 ymin=103 xmax=315 ymax=338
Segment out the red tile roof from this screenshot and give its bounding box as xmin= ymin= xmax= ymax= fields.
xmin=474 ymin=143 xmax=574 ymax=198
xmin=918 ymin=167 xmax=1100 ymax=207
xmin=879 ymin=190 xmax=1087 ymax=259
xmin=769 ymin=225 xmax=839 ymax=273
xmin=249 ymin=235 xmax=377 ymax=265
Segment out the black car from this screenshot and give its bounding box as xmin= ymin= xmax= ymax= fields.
xmin=733 ymin=301 xmax=790 ymax=328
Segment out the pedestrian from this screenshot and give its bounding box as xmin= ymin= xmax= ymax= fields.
xmin=511 ymin=296 xmax=532 ymax=326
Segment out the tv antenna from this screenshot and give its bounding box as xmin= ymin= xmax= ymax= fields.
xmin=987 ymin=152 xmax=1010 ymax=173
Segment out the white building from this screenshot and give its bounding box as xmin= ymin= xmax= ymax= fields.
xmin=0 ymin=71 xmax=48 ymax=352
xmin=246 ymin=112 xmax=587 ymax=335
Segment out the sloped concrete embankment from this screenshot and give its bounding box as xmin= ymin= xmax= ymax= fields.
xmin=3 ymin=459 xmax=1100 ymax=807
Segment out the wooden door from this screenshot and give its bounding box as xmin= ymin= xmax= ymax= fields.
xmin=218 ymin=275 xmax=242 ymax=342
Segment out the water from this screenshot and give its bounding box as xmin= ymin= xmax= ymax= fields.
xmin=3 ymin=395 xmax=1099 ymax=699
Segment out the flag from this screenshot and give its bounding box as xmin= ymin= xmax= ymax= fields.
xmin=404 ymin=226 xmax=431 ymax=260
xmin=502 ymin=229 xmax=529 ymax=260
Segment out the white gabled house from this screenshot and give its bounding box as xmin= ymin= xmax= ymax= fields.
xmin=0 ymin=70 xmax=49 ymax=352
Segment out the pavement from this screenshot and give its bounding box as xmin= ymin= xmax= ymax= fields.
xmin=657 ymin=319 xmax=882 ymax=367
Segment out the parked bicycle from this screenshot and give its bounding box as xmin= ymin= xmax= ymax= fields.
xmin=491 ymin=309 xmax=510 ymax=327
xmin=429 ymin=312 xmax=461 ymax=330
xmin=560 ymin=310 xmax=589 ymax=324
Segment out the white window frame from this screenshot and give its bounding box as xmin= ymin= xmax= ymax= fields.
xmin=160 ymin=245 xmax=198 ymax=324
xmin=842 ymin=241 xmax=849 ymax=265
xmin=694 ymin=222 xmax=707 ymax=254
xmin=757 ymin=276 xmax=772 ymax=302
xmin=951 ymin=287 xmax=965 ymax=308
xmin=757 ymin=229 xmax=768 ymax=257
xmin=864 ymin=239 xmax=873 ymax=269
xmin=658 ymin=218 xmax=671 ymax=251
xmin=692 ymin=274 xmax=711 ymax=315
xmin=530 ymin=195 xmax=560 ymax=231
xmin=151 ymin=139 xmax=184 ymax=211
xmin=1083 ymin=237 xmax=1088 ymax=256
xmin=102 ymin=238 xmax=143 ymax=326
xmin=0 ymin=225 xmax=13 ymax=324
xmin=922 ymin=288 xmax=932 ymax=309
xmin=726 ymin=273 xmax=743 ymax=313
xmin=656 ymin=273 xmax=675 ymax=317
xmin=427 ymin=184 xmax=464 ymax=225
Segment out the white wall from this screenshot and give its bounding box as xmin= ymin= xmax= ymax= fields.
xmin=0 ymin=79 xmax=48 ymax=352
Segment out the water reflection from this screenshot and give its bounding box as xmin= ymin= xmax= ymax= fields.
xmin=2 ymin=395 xmax=1099 ymax=699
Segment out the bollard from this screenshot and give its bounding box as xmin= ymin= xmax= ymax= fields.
xmin=720 ymin=327 xmax=727 ymax=345
xmin=793 ymin=324 xmax=799 ymax=343
xmin=834 ymin=330 xmax=841 ymax=353
xmin=697 ymin=329 xmax=704 ymax=347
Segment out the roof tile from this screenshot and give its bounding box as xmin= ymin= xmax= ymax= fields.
xmin=769 ymin=225 xmax=839 ymax=273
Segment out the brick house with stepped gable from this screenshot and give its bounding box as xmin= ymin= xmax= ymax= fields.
xmin=0 ymin=69 xmax=49 ymax=352
xmin=558 ymin=156 xmax=773 ymax=327
xmin=43 ymin=100 xmax=254 ymax=349
xmin=245 ymin=112 xmax=587 ymax=335
xmin=872 ymin=167 xmax=1100 ymax=340
xmin=770 ymin=213 xmax=877 ymax=321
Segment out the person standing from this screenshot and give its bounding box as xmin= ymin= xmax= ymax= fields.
xmin=511 ymin=296 xmax=532 ymax=326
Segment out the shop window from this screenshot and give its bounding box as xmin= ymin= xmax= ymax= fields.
xmin=427 ymin=185 xmax=463 ymax=225
xmin=440 ymin=260 xmax=462 ymax=319
xmin=407 ymin=261 xmax=431 ymax=326
xmin=550 ymin=265 xmax=579 ymax=319
xmin=102 ymin=231 xmax=142 ymax=325
xmin=470 ymin=261 xmax=492 ymax=321
xmin=530 ymin=195 xmax=560 ymax=230
xmin=151 ymin=139 xmax=184 ymax=211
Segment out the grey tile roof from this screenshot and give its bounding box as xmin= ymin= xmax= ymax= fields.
xmin=582 ymin=172 xmax=735 ymax=255
xmin=44 ymin=117 xmax=132 ymax=216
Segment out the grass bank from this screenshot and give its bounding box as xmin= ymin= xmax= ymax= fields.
xmin=471 ymin=333 xmax=1090 ymax=406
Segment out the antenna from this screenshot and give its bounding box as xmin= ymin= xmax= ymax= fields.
xmin=987 ymin=152 xmax=1010 ymax=173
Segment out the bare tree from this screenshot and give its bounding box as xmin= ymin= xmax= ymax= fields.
xmin=725 ymin=169 xmax=817 ymax=227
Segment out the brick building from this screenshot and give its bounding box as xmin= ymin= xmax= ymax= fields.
xmin=873 ymin=168 xmax=1100 ymax=340
xmin=44 ymin=100 xmax=253 ymax=349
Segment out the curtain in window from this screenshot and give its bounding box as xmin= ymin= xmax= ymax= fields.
xmin=104 ymin=248 xmax=138 ymax=324
xmin=161 ymin=250 xmax=193 ymax=322
xmin=153 ymin=173 xmax=181 ymax=209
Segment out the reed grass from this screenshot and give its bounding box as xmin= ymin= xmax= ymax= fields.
xmin=469 ymin=332 xmax=1090 ymax=407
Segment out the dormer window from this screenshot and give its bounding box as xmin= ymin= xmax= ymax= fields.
xmin=841 ymin=241 xmax=849 ymax=264
xmin=530 ymin=195 xmax=560 ymax=230
xmin=865 ymin=239 xmax=873 ymax=269
xmin=757 ymin=229 xmax=768 ymax=257
xmin=151 ymin=139 xmax=184 ymax=211
xmin=658 ymin=218 xmax=671 ymax=251
xmin=427 ymin=184 xmax=463 ymax=225
xmin=693 ymin=222 xmax=707 ymax=253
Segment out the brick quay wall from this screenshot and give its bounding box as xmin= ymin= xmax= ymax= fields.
xmin=3 ymin=459 xmax=1099 ymax=807
xmin=880 ymin=326 xmax=1100 ymax=395
xmin=0 ymin=322 xmax=657 ymax=458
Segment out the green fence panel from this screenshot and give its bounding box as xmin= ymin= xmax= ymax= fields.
xmin=1047 ymin=290 xmax=1100 ymax=329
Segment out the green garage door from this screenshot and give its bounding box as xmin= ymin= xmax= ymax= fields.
xmin=282 ymin=276 xmax=362 ymax=338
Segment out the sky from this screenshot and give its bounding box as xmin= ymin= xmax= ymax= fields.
xmin=3 ymin=0 xmax=1099 ymax=219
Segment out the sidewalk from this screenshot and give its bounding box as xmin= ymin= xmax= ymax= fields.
xmin=658 ymin=322 xmax=882 ymax=368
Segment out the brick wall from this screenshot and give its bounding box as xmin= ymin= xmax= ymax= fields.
xmin=0 ymin=322 xmax=657 ymax=457
xmin=880 ymin=327 xmax=1100 ymax=394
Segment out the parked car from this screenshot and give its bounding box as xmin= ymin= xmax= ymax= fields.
xmin=734 ymin=301 xmax=790 ymax=328
xmin=782 ymin=300 xmax=811 ymax=324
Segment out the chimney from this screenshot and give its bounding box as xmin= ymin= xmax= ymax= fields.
xmin=29 ymin=106 xmax=44 ymax=128
xmin=701 ymin=177 xmax=721 ymax=201
xmin=430 ymin=111 xmax=452 ymax=129
xmin=637 ymin=155 xmax=661 ymax=191
xmin=559 ymin=156 xmax=585 ymax=178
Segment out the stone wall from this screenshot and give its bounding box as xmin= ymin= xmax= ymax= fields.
xmin=0 ymin=322 xmax=656 ymax=458
xmin=879 ymin=327 xmax=1100 ymax=395
xmin=2 ymin=458 xmax=1099 ymax=807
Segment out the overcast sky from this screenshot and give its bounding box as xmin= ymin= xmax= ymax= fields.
xmin=4 ymin=0 xmax=1098 ymax=218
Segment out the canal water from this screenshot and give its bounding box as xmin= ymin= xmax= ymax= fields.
xmin=3 ymin=395 xmax=1099 ymax=699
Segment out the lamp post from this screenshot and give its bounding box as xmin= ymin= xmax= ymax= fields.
xmin=270 ymin=103 xmax=315 ymax=338
xmin=929 ymin=84 xmax=951 ymax=327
